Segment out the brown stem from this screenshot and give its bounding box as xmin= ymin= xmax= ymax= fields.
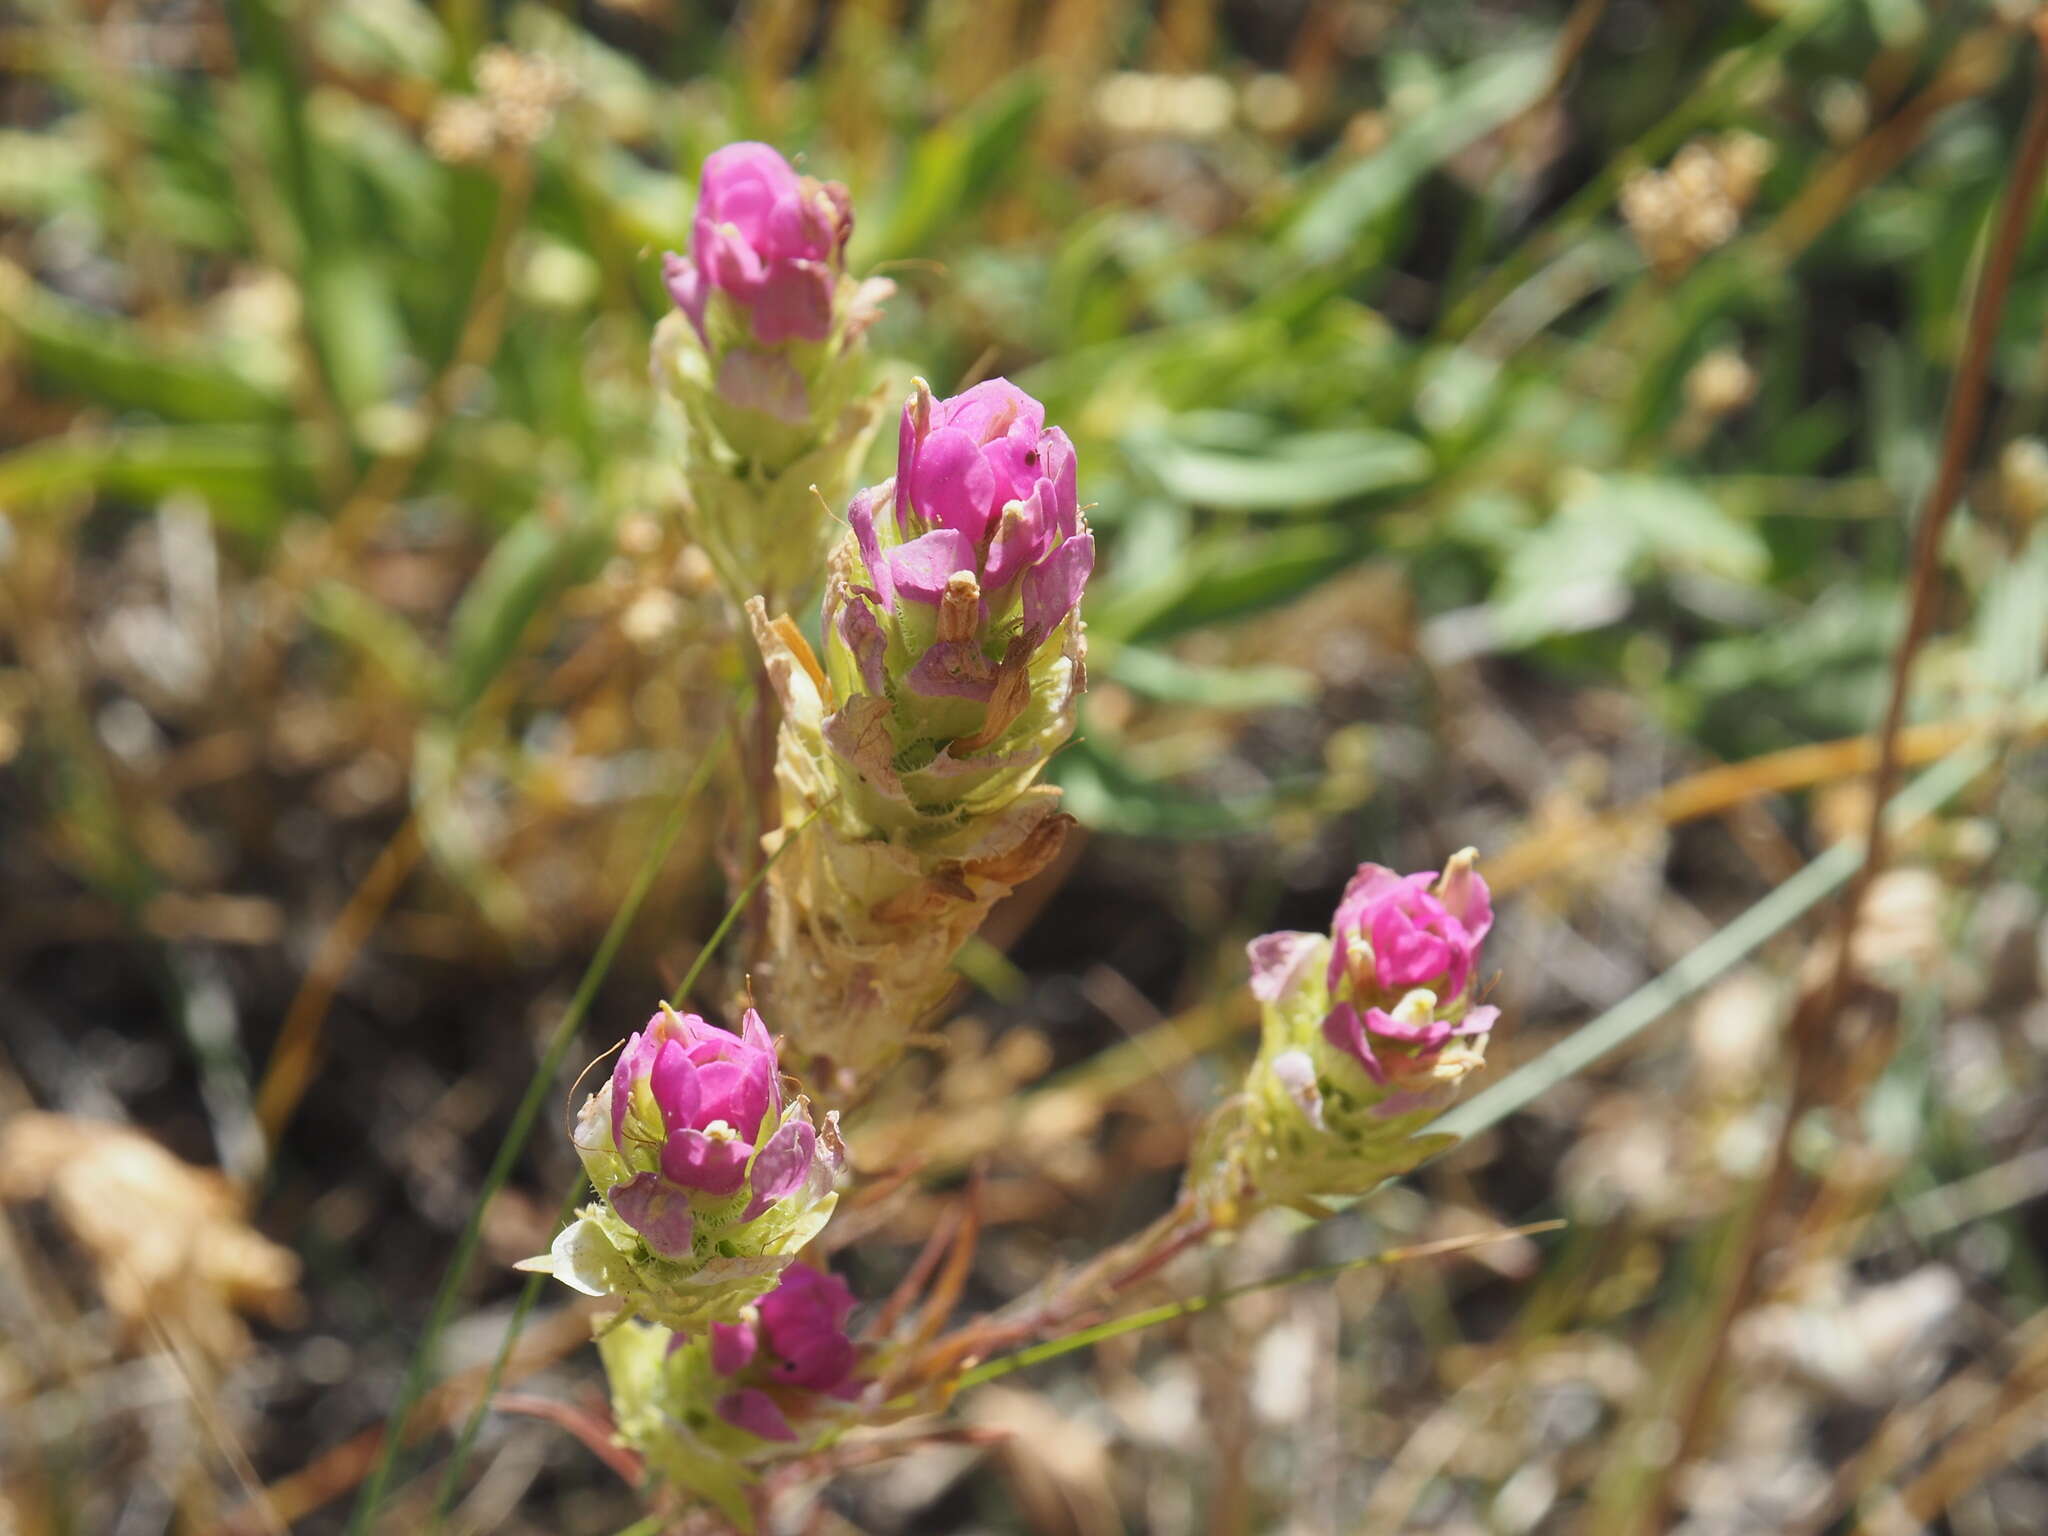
xmin=1631 ymin=23 xmax=2048 ymax=1534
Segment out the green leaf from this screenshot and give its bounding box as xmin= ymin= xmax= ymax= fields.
xmin=1283 ymin=46 xmax=1552 ymax=268
xmin=305 ymin=582 xmax=442 ymax=703
xmin=440 ymin=510 xmax=612 ymax=717
xmin=1 ymin=277 xmax=288 ymax=424
xmin=1092 ymin=525 xmax=1361 ymax=644
xmin=1490 ymin=475 xmax=1770 ymax=648
xmin=1125 ymin=425 xmax=1431 ymax=512
xmin=1053 ymin=739 xmax=1285 ymax=839
xmin=0 ymin=426 xmax=311 ymax=537
xmin=866 ymin=73 xmax=1046 ymax=265
xmin=1103 ymin=643 xmax=1317 ymax=709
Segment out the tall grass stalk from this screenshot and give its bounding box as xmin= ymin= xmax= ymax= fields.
xmin=351 ymin=730 xmax=733 ymax=1532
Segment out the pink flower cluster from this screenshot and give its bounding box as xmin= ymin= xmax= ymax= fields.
xmin=604 ymin=1007 xmax=817 ymax=1258
xmin=663 ymin=143 xmax=852 ymax=347
xmin=846 ymin=380 xmax=1093 ymax=701
xmin=707 ymin=1266 xmax=864 ymax=1441
xmin=1320 ymin=861 xmax=1497 ymax=1084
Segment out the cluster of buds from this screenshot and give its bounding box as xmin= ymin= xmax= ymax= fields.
xmin=749 ymin=378 xmax=1093 ymax=1088
xmin=1619 ymin=130 xmax=1774 ymax=280
xmin=1196 ymin=852 xmax=1498 ymax=1217
xmin=653 ymin=143 xmax=893 ymax=609
xmin=519 ymin=1006 xmax=841 ymax=1330
xmin=597 ymin=1265 xmax=870 ymax=1526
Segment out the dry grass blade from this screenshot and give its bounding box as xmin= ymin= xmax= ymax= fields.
xmin=1631 ymin=23 xmax=2048 ymax=1533
xmin=253 ymin=815 xmax=422 ymax=1164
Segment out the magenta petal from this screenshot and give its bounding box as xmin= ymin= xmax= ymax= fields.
xmin=648 ymin=1039 xmax=699 ymax=1137
xmin=700 ymin=220 xmax=765 ymax=295
xmin=1246 ymin=930 xmax=1320 ymax=1003
xmin=1039 ymin=428 xmax=1079 ymax=536
xmin=883 ymin=528 xmax=977 ymax=607
xmin=983 ymin=490 xmax=1049 ymax=593
xmin=1021 ymin=530 xmax=1093 ymax=641
xmin=693 ymin=1060 xmax=749 ymax=1129
xmin=699 ymin=143 xmax=801 ymax=213
xmin=608 ymin=1172 xmax=695 ymax=1259
xmin=661 ymin=1129 xmax=752 ymax=1196
xmin=741 ymin=1120 xmax=817 ymax=1221
xmin=1450 ymin=1004 xmax=1499 ymax=1037
xmin=939 ymin=379 xmax=1041 ymax=444
xmin=1320 ymin=1003 xmax=1387 ymax=1085
xmin=731 ymin=1048 xmax=777 ymax=1137
xmin=740 ymin=1006 xmax=775 ymax=1057
xmin=710 ymin=1319 xmax=759 ymax=1376
xmin=895 ymin=402 xmax=918 ymax=526
xmin=1374 ymin=903 xmax=1453 ymax=992
xmin=910 ymin=427 xmax=997 ymax=540
xmin=768 ymin=1330 xmax=858 ymax=1392
xmin=849 ymin=487 xmax=894 ymax=609
xmin=662 ymin=252 xmax=706 ymax=333
xmin=1361 ymin=1005 xmax=1449 ymax=1051
xmin=717 ymin=1388 xmax=798 ymax=1442
xmin=609 ymin=1034 xmax=642 ymax=1146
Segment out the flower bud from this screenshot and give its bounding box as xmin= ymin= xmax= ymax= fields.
xmin=650 ymin=141 xmax=892 ymax=610
xmin=518 ymin=1004 xmax=842 ymax=1330
xmin=665 ymin=143 xmax=851 ymax=350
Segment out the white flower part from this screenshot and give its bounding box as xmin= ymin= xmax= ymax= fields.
xmin=703 ymin=1119 xmax=738 ymax=1142
xmin=1271 ymin=1049 xmax=1325 ymax=1130
xmin=1344 ymin=933 xmax=1377 ymax=987
xmin=1390 ymin=989 xmax=1439 ymax=1028
xmin=522 ymin=1214 xmax=630 ymax=1298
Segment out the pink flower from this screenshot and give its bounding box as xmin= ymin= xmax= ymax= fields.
xmin=1326 ymin=862 xmax=1493 ymax=1001
xmin=603 ymin=1007 xmax=818 ymax=1258
xmin=848 ymin=379 xmax=1093 ymax=654
xmin=710 ymin=1265 xmax=864 ymax=1441
xmin=662 ymin=142 xmax=852 ymax=346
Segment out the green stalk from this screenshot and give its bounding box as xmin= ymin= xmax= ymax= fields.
xmin=351 ymin=731 xmax=731 ymax=1533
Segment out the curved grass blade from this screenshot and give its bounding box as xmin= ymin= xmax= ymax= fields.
xmin=428 ymin=1170 xmax=585 ymax=1525
xmin=668 ymin=793 xmax=837 ymax=1011
xmin=1434 ymin=720 xmax=2019 ymax=1144
xmin=949 ymin=1221 xmax=1565 ymax=1394
xmin=352 ymin=729 xmax=733 ymax=1533
xmin=428 ymin=767 xmax=833 ymax=1520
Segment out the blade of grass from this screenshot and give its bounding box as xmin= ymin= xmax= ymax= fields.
xmin=667 ymin=794 xmax=837 ymax=1011
xmin=426 ymin=768 xmax=833 ymax=1520
xmin=348 ymin=728 xmax=732 ymax=1534
xmin=1434 ymin=723 xmax=2012 ymax=1145
xmin=427 ymin=1170 xmax=585 ymax=1523
xmin=945 ymin=1221 xmax=1566 ymax=1394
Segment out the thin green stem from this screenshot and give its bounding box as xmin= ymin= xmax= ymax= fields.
xmin=350 ymin=731 xmax=732 ymax=1534
xmin=428 ymin=1170 xmax=585 ymax=1524
xmin=946 ymin=1220 xmax=1566 ymax=1394
xmin=1435 ymin=722 xmax=2017 ymax=1145
xmin=669 ymin=794 xmax=837 ymax=1011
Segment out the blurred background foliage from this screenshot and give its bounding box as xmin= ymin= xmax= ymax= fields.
xmin=7 ymin=0 xmax=2048 ymax=1532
